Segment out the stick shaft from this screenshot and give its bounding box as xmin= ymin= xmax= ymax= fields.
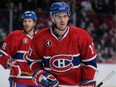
xmin=22 ymin=71 xmax=32 ymax=75
xmin=102 ymin=71 xmax=115 ymax=83
xmin=97 ymin=82 xmax=103 ymax=87
xmin=97 ymin=71 xmax=115 ymax=87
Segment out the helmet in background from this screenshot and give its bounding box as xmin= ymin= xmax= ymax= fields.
xmin=50 ymin=2 xmax=71 ymax=17
xmin=21 ymin=11 xmax=37 ymax=21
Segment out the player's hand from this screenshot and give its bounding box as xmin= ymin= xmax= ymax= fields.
xmin=32 ymin=69 xmax=59 ymax=87
xmin=7 ymin=58 xmax=21 ymax=77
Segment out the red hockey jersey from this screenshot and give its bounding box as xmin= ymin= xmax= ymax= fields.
xmin=0 ymin=30 xmax=37 ymax=86
xmin=28 ymin=26 xmax=97 ymax=86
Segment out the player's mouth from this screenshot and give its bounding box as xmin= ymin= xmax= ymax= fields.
xmin=25 ymin=25 xmax=29 ymax=29
xmin=60 ymin=23 xmax=65 ymax=26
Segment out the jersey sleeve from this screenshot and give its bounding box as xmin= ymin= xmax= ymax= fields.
xmin=27 ymin=34 xmax=43 ymax=71
xmin=0 ymin=33 xmax=20 ymax=69
xmin=78 ymin=30 xmax=97 ymax=86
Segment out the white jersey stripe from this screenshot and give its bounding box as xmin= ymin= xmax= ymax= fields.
xmin=82 ymin=54 xmax=97 ymax=62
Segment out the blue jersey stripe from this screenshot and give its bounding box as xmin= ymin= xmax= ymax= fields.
xmin=12 ymin=53 xmax=25 ymax=60
xmin=82 ymin=58 xmax=97 ymax=68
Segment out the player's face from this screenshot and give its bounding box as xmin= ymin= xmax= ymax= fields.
xmin=23 ymin=19 xmax=36 ymax=33
xmin=53 ymin=12 xmax=69 ymax=31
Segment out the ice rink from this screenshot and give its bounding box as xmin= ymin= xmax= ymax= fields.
xmin=0 ymin=64 xmax=116 ymax=87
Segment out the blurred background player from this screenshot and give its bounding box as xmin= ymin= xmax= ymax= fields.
xmin=0 ymin=11 xmax=40 ymax=87
xmin=27 ymin=2 xmax=97 ymax=87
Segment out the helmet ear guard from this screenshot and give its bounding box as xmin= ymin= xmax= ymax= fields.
xmin=50 ymin=2 xmax=71 ymax=18
xmin=21 ymin=11 xmax=37 ymax=21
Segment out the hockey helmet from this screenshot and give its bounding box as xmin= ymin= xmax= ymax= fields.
xmin=21 ymin=11 xmax=37 ymax=21
xmin=50 ymin=2 xmax=71 ymax=17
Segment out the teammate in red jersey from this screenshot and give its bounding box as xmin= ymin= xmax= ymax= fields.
xmin=27 ymin=2 xmax=97 ymax=87
xmin=0 ymin=11 xmax=40 ymax=87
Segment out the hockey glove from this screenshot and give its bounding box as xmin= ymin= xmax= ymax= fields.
xmin=7 ymin=58 xmax=21 ymax=77
xmin=32 ymin=69 xmax=59 ymax=87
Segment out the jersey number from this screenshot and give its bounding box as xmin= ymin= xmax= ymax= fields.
xmin=89 ymin=43 xmax=94 ymax=54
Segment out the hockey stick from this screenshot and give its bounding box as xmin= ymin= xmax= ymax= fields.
xmin=22 ymin=71 xmax=32 ymax=75
xmin=97 ymin=71 xmax=115 ymax=87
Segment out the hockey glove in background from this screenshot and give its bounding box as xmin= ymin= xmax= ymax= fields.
xmin=7 ymin=58 xmax=21 ymax=77
xmin=32 ymin=69 xmax=59 ymax=87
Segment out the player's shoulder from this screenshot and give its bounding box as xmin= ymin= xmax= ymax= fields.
xmin=69 ymin=26 xmax=88 ymax=34
xmin=34 ymin=28 xmax=49 ymax=38
xmin=8 ymin=30 xmax=22 ymax=36
xmin=69 ymin=26 xmax=90 ymax=37
xmin=7 ymin=30 xmax=23 ymax=38
xmin=32 ymin=28 xmax=49 ymax=43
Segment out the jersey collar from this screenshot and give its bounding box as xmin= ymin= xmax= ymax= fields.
xmin=50 ymin=26 xmax=69 ymax=41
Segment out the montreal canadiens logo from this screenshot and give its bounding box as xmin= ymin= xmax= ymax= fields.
xmin=50 ymin=55 xmax=74 ymax=72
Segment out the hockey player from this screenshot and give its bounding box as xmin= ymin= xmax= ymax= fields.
xmin=0 ymin=11 xmax=40 ymax=87
xmin=27 ymin=2 xmax=97 ymax=87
